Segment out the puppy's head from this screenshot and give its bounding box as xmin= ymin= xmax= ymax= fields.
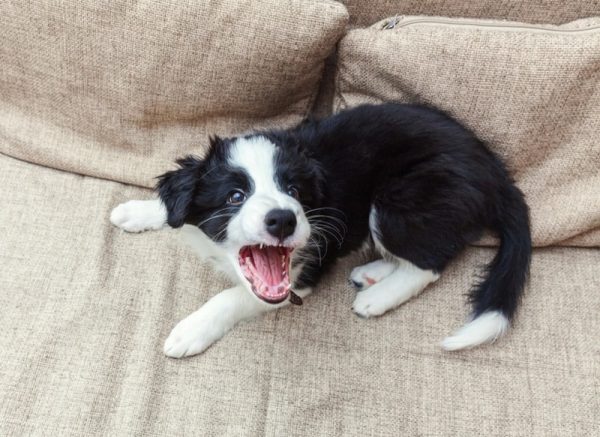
xmin=157 ymin=134 xmax=324 ymax=304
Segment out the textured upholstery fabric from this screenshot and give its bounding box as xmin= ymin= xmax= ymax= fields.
xmin=2 ymin=1 xmax=600 ymax=435
xmin=1 ymin=152 xmax=599 ymax=436
xmin=335 ymin=17 xmax=600 ymax=247
xmin=341 ymin=0 xmax=600 ymax=27
xmin=0 ymin=0 xmax=348 ymax=188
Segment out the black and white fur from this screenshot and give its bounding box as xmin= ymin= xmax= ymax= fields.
xmin=110 ymin=103 xmax=531 ymax=358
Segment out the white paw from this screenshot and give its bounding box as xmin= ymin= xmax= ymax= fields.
xmin=349 ymin=266 xmax=371 ymax=291
xmin=110 ymin=199 xmax=166 ymax=233
xmin=163 ymin=309 xmax=230 ymax=358
xmin=349 ymin=260 xmax=396 ymax=291
xmin=351 ymin=289 xmax=390 ymax=318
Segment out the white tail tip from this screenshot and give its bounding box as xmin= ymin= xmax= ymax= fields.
xmin=441 ymin=310 xmax=510 ymax=351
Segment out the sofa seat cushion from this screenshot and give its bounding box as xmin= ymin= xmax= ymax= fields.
xmin=1 ymin=152 xmax=599 ymax=435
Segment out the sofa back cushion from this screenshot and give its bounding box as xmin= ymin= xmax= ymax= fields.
xmin=0 ymin=0 xmax=348 ymax=187
xmin=341 ymin=1 xmax=600 ymax=27
xmin=335 ymin=17 xmax=600 ymax=246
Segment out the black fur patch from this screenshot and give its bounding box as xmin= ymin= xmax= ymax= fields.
xmin=261 ymin=103 xmax=531 ymax=319
xmin=156 ymin=136 xmax=253 ymax=241
xmin=158 ymin=103 xmax=531 ymax=320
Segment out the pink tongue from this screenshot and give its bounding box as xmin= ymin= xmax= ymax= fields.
xmin=250 ymin=246 xmax=283 ymax=285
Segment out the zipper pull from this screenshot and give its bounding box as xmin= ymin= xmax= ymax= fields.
xmin=382 ymin=16 xmax=402 ymax=30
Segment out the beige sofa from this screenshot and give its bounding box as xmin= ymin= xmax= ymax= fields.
xmin=1 ymin=1 xmax=599 ymax=435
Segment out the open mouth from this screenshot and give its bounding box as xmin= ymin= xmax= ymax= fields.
xmin=239 ymin=245 xmax=292 ymax=304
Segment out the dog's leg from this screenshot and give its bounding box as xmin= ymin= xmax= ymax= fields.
xmin=110 ymin=199 xmax=167 ymax=233
xmin=164 ymin=286 xmax=312 ymax=358
xmin=352 ymin=258 xmax=439 ymax=318
xmin=349 ymin=259 xmax=397 ymax=291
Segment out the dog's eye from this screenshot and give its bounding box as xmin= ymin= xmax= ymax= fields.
xmin=287 ymin=185 xmax=300 ymax=199
xmin=227 ymin=190 xmax=246 ymax=205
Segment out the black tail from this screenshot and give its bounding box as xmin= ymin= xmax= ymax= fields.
xmin=470 ymin=184 xmax=532 ymax=321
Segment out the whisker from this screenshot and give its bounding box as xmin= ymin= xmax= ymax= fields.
xmin=309 ymin=219 xmax=346 ymax=243
xmin=196 ymin=211 xmax=235 ymax=228
xmin=309 ymin=236 xmax=323 ymax=266
xmin=307 ymin=214 xmax=348 ymax=232
xmin=310 ymin=220 xmax=345 ymax=236
xmin=213 ymin=222 xmax=230 ymax=240
xmin=305 ymin=206 xmax=347 ymax=218
xmin=310 ymin=229 xmax=330 ymax=261
xmin=310 ymin=224 xmax=343 ymax=248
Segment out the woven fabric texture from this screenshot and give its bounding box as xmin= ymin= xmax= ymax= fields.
xmin=2 ymin=2 xmax=600 ymax=436
xmin=1 ymin=152 xmax=599 ymax=436
xmin=336 ymin=17 xmax=600 ymax=246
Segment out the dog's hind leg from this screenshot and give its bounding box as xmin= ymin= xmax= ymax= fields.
xmin=351 ymin=206 xmax=443 ymax=318
xmin=352 ymin=258 xmax=439 ymax=318
xmin=110 ymin=199 xmax=167 ymax=233
xmin=349 ymin=259 xmax=397 ymax=291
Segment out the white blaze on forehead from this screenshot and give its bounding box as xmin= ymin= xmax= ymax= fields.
xmin=228 ymin=136 xmax=279 ymax=195
xmin=224 ymin=134 xmax=310 ymax=251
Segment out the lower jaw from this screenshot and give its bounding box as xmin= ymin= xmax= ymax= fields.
xmin=250 ymin=287 xmax=289 ymax=304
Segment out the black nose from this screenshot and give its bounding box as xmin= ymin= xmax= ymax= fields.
xmin=265 ymin=209 xmax=297 ymax=240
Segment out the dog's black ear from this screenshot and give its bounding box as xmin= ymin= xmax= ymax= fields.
xmin=156 ymin=156 xmax=203 ymax=228
xmin=208 ymin=135 xmax=221 ymax=149
xmin=208 ymin=135 xmax=228 ymax=160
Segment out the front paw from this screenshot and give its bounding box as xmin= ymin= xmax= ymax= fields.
xmin=351 ymin=289 xmax=389 ymax=318
xmin=110 ymin=200 xmax=166 ymax=233
xmin=163 ymin=309 xmax=229 ymax=358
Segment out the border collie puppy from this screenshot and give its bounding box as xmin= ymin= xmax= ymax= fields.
xmin=110 ymin=103 xmax=531 ymax=358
